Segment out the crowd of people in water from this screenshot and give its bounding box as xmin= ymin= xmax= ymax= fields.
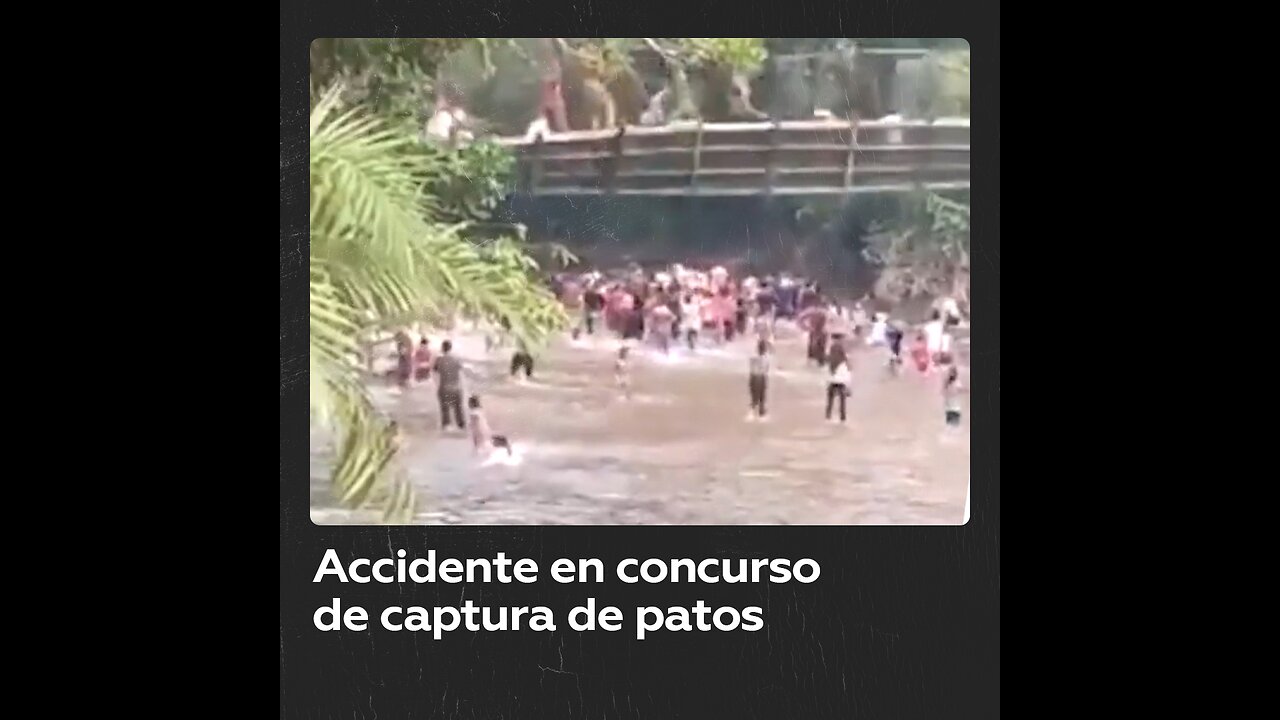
xmin=383 ymin=263 xmax=967 ymax=459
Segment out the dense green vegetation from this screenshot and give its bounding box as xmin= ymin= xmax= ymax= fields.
xmin=309 ymin=86 xmax=566 ymax=520
xmin=861 ymin=190 xmax=971 ymax=311
xmin=310 ymin=38 xmax=970 ymax=132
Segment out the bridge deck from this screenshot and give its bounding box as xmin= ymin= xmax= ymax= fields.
xmin=496 ymin=119 xmax=970 ymax=197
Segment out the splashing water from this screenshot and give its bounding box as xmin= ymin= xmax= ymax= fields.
xmin=313 ymin=322 xmax=970 ymax=525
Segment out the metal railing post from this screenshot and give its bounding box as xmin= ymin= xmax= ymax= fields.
xmin=843 ymin=118 xmax=858 ymax=190
xmin=531 ymin=136 xmax=545 ymax=194
xmin=766 ymin=119 xmax=780 ymax=195
xmin=691 ymin=119 xmax=704 ymax=195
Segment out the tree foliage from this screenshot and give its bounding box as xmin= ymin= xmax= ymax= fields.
xmin=919 ymin=48 xmax=971 ymax=118
xmin=310 ymin=39 xmax=472 ymax=128
xmin=309 ymin=85 xmax=566 ymax=521
xmin=862 ymin=190 xmax=971 ymax=309
xmin=668 ymin=38 xmax=768 ymax=74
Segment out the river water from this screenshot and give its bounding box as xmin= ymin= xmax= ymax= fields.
xmin=310 ymin=321 xmax=969 ymax=525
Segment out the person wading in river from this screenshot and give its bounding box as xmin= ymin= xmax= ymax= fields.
xmin=413 ymin=339 xmax=433 ymax=382
xmin=799 ymin=304 xmax=828 ymax=367
xmin=747 ymin=339 xmax=771 ymax=422
xmin=582 ymin=282 xmax=604 ymax=336
xmin=614 ymin=345 xmax=632 ymax=401
xmin=561 ymin=276 xmax=583 ymax=340
xmin=680 ymin=294 xmax=701 ymax=351
xmin=648 ymin=300 xmax=674 ymax=354
xmin=468 ymin=395 xmax=513 ymax=456
xmin=510 ymin=337 xmax=535 ymax=382
xmin=825 ymin=342 xmax=852 ymax=424
xmin=885 ymin=321 xmax=905 ymax=376
xmin=923 ymin=309 xmax=946 ymax=367
xmin=941 ymin=360 xmax=966 ymax=427
xmin=432 ymin=340 xmax=466 ymax=431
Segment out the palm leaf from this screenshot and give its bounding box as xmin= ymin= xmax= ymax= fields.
xmin=309 ymin=84 xmax=568 ymax=522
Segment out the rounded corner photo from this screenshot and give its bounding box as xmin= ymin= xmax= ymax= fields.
xmin=307 ymin=38 xmax=971 ymax=525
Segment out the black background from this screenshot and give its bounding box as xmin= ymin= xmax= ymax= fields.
xmin=281 ymin=2 xmax=1000 ymax=717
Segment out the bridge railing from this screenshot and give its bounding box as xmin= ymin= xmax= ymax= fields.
xmin=495 ymin=119 xmax=970 ymax=197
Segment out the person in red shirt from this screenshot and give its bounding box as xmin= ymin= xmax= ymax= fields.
xmin=910 ymin=332 xmax=932 ymax=374
xmin=413 ymin=339 xmax=433 ymax=382
xmin=648 ymin=301 xmax=674 ymax=354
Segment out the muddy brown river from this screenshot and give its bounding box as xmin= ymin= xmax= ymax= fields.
xmin=310 ymin=321 xmax=970 ymax=525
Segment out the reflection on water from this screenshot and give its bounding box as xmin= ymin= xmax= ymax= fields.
xmin=310 ymin=324 xmax=970 ymax=525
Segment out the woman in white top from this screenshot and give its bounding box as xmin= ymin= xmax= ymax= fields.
xmin=867 ymin=312 xmax=888 ymax=346
xmin=680 ymin=296 xmax=701 ymax=350
xmin=923 ymin=309 xmax=946 ymax=360
xmin=825 ymin=343 xmax=852 ymax=423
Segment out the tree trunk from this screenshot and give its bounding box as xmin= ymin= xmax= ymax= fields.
xmin=536 ymin=39 xmax=569 ymax=132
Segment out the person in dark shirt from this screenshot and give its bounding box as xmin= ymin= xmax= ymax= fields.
xmin=885 ymin=322 xmax=905 ymax=375
xmin=395 ymin=344 xmax=414 ymax=389
xmin=666 ymin=293 xmax=682 ymax=341
xmin=510 ymin=337 xmax=535 ymax=380
xmin=798 ymin=283 xmax=817 ymax=312
xmin=780 ymin=278 xmax=802 ymax=319
xmin=431 ymin=340 xmax=466 ymax=430
xmin=756 ymin=283 xmax=776 ymax=319
xmin=747 ymin=339 xmax=771 ymax=421
xmin=582 ymin=285 xmax=604 ymax=335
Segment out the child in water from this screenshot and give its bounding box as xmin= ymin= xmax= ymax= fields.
xmin=467 ymin=396 xmax=512 ymax=456
xmin=615 ymin=346 xmax=632 ymax=400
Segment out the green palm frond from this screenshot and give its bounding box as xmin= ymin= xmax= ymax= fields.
xmin=310 ymin=85 xmax=568 ymax=521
